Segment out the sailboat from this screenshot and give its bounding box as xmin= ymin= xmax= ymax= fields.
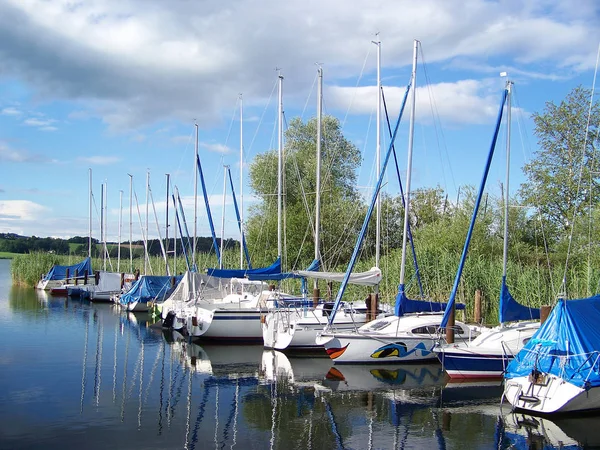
xmin=165 ymin=83 xmax=292 ymax=342
xmin=261 ymin=66 xmax=389 ymax=352
xmin=434 ymin=80 xmax=540 ymax=380
xmin=503 ymin=295 xmax=600 ymax=413
xmin=316 ymin=40 xmax=483 ymax=364
xmin=502 ymin=44 xmax=600 ymax=415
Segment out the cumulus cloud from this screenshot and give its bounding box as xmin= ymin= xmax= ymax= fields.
xmin=0 ymin=0 xmax=596 ymax=131
xmin=0 ymin=200 xmax=49 ymax=221
xmin=328 ymin=79 xmax=503 ymax=125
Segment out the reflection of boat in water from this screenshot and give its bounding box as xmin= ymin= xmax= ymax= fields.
xmin=322 ymin=362 xmax=447 ymax=393
xmin=168 ymin=334 xmax=264 ymax=380
xmin=439 ymin=379 xmax=504 ymax=408
xmin=260 ymin=350 xmax=332 ymax=386
xmin=498 ymin=413 xmax=580 ymax=449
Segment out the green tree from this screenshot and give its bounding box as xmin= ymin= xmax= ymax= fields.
xmin=246 ymin=115 xmax=363 ymax=270
xmin=519 ymin=86 xmax=600 ymax=241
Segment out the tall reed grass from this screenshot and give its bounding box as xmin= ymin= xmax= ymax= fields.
xmin=12 ymin=247 xmax=599 ymax=326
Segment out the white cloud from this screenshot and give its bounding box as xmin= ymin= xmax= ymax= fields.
xmin=328 ymin=79 xmax=501 ymax=125
xmin=23 ymin=117 xmax=55 ymax=127
xmin=1 ymin=106 xmax=21 ymax=116
xmin=0 ymin=200 xmax=49 ymax=221
xmin=0 ymin=0 xmax=596 ymax=131
xmin=0 ymin=141 xmax=49 ymax=163
xmin=78 ymin=155 xmax=121 ymax=165
xmin=200 ymin=142 xmax=232 ymax=154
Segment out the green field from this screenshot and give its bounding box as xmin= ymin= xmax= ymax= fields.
xmin=0 ymin=252 xmax=19 ymax=259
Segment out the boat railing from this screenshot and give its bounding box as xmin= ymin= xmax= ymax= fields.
xmin=571 ymin=351 xmax=600 ymax=384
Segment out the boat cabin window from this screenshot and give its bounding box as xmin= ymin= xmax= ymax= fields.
xmin=411 ymin=325 xmax=439 ymax=334
xmin=411 ymin=325 xmax=466 ymax=335
xmin=365 ymin=320 xmax=390 ymax=331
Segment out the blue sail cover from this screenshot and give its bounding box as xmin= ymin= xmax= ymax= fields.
xmin=505 ymin=295 xmax=600 ymax=389
xmin=206 ymin=258 xmax=281 ymax=279
xmin=119 ymin=275 xmax=182 ymax=307
xmin=43 ymin=257 xmax=92 ymax=280
xmin=249 ymin=258 xmax=321 ymax=282
xmin=499 ymin=278 xmax=540 ymax=323
xmin=395 ymin=291 xmax=465 ymax=316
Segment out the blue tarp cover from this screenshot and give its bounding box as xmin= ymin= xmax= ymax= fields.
xmin=249 ymin=258 xmax=320 ymax=281
xmin=505 ymin=295 xmax=600 ymax=389
xmin=44 ymin=257 xmax=92 ymax=280
xmin=499 ymin=278 xmax=540 ymax=323
xmin=206 ymin=258 xmax=282 ymax=279
xmin=119 ymin=275 xmax=182 ymax=306
xmin=395 ymin=291 xmax=465 ymax=316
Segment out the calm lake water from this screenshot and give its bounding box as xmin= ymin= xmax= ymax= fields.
xmin=0 ymin=259 xmax=598 ymax=449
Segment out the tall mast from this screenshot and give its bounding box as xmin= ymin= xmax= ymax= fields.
xmin=399 ymin=40 xmax=418 ymax=291
xmin=88 ymin=168 xmax=92 ymax=258
xmin=374 ymin=34 xmax=382 ymax=268
xmin=128 ymin=174 xmax=133 ymax=273
xmin=165 ymin=173 xmax=170 ymax=276
xmin=145 ymin=170 xmax=150 ymax=275
xmin=239 ymin=94 xmax=244 ymax=269
xmin=220 ymin=166 xmax=228 ymax=270
xmin=314 ymin=66 xmax=323 ymax=288
xmin=173 ymin=185 xmax=177 ymax=276
xmin=101 ymin=182 xmax=106 ymax=271
xmin=193 ymin=124 xmax=199 ymax=270
xmin=118 ymin=189 xmax=123 ymax=273
xmin=501 ymin=79 xmax=512 ymax=289
xmin=277 ymin=72 xmax=284 ymax=260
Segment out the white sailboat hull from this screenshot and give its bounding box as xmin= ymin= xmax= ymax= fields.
xmin=186 ymin=305 xmax=264 ymax=343
xmin=317 ymin=314 xmax=481 ymax=364
xmin=504 ymin=374 xmax=600 ymax=414
xmin=435 ymin=322 xmax=540 ymax=379
xmin=262 ymin=303 xmax=380 ymax=351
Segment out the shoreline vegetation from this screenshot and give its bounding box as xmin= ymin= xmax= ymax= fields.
xmin=11 ymin=245 xmax=598 ymax=327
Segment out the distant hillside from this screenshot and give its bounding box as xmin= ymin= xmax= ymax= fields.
xmin=0 ymin=234 xmax=238 ymax=257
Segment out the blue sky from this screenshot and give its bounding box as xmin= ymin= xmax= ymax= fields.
xmin=0 ymin=0 xmax=598 ymax=244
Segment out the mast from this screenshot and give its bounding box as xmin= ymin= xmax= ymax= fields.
xmin=220 ymin=166 xmax=228 ymax=270
xmin=193 ymin=123 xmax=199 ymax=270
xmin=314 ymin=66 xmax=323 ymax=290
xmin=101 ymin=182 xmax=106 ymax=271
xmin=501 ymin=78 xmax=512 ymax=323
xmin=145 ymin=170 xmax=150 ymax=275
xmin=373 ymin=35 xmax=382 ymax=268
xmin=239 ymin=94 xmax=244 ymax=269
xmin=128 ymin=174 xmax=133 ymax=274
xmin=165 ymin=173 xmax=170 ymax=276
xmin=88 ymin=169 xmax=92 ymax=258
xmin=277 ymin=72 xmax=284 ymax=261
xmin=173 ymin=189 xmax=177 ymax=276
xmin=118 ymin=189 xmax=123 ymax=273
xmin=398 ymin=39 xmax=418 ymax=294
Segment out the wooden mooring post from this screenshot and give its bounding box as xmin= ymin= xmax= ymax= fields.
xmin=540 ymin=305 xmax=552 ymax=324
xmin=445 ymin=306 xmax=455 ymax=344
xmin=474 ymin=289 xmax=482 ymax=323
xmin=313 ymin=288 xmax=320 ymax=308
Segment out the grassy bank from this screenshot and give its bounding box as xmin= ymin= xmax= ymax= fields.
xmin=12 ymin=248 xmax=599 ymax=326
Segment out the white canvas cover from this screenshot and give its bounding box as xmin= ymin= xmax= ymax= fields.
xmin=295 ymin=267 xmax=382 ymax=286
